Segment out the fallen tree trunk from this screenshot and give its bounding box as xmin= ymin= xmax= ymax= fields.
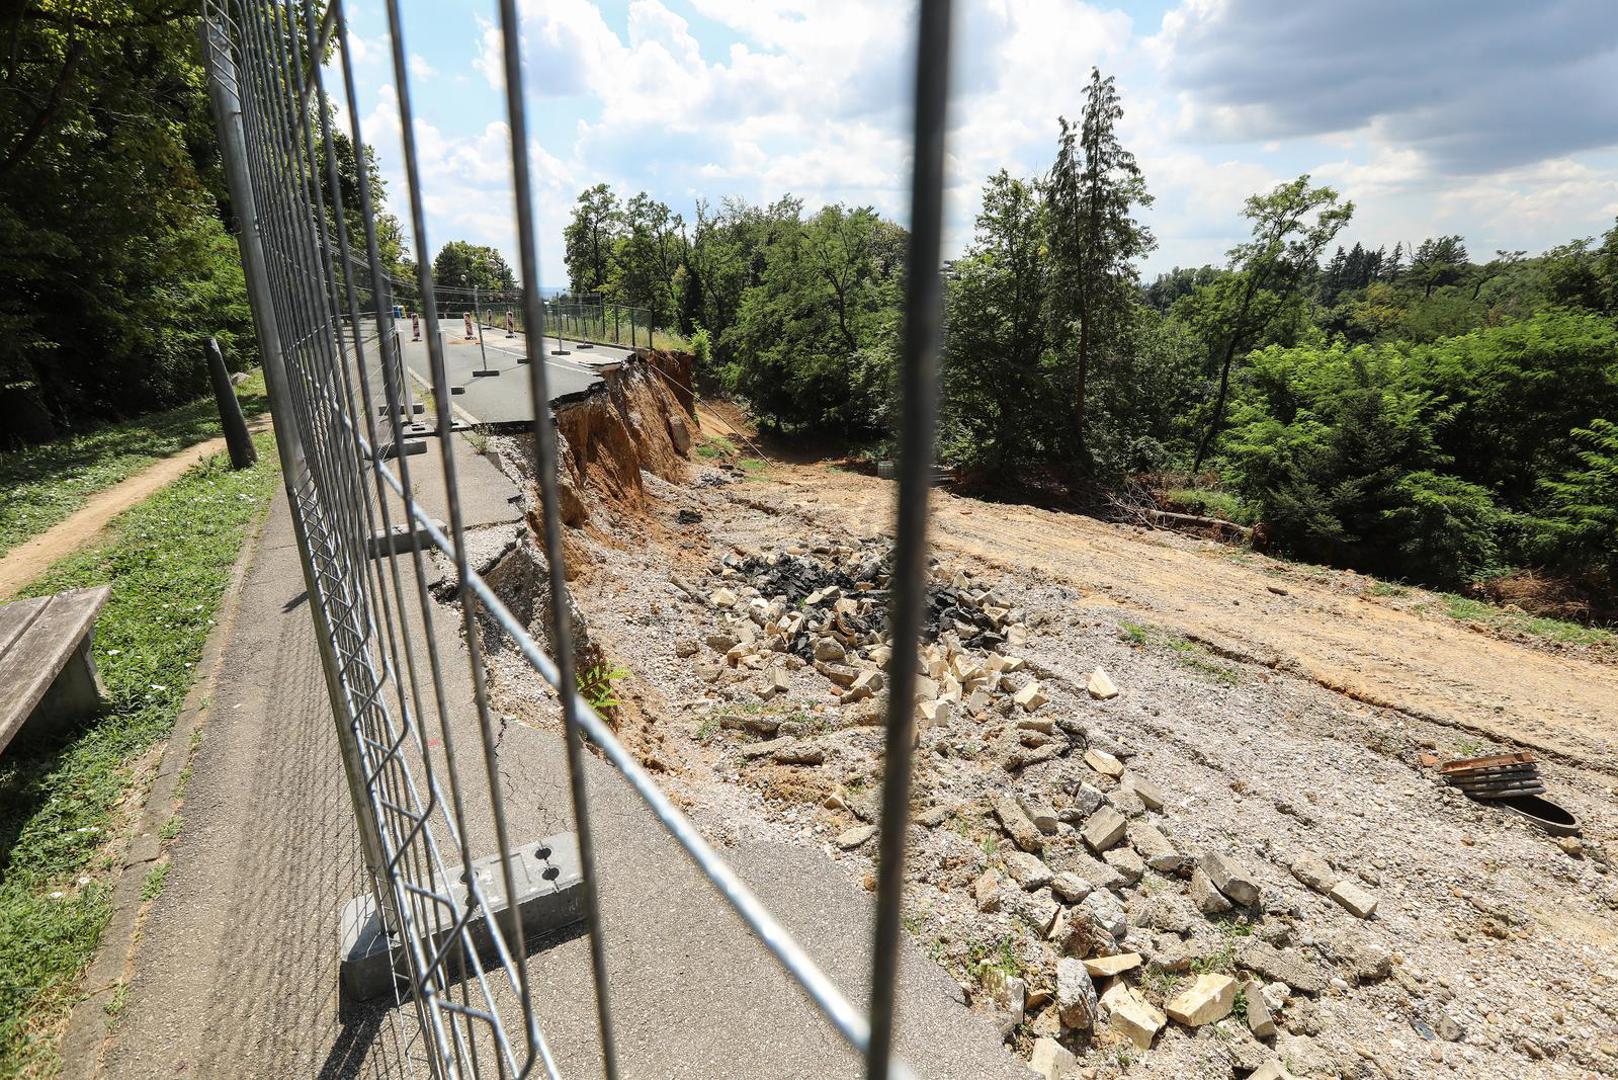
xmin=1144 ymin=509 xmax=1252 ymax=542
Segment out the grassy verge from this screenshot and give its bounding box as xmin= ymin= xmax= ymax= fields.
xmin=1433 ymin=593 xmax=1613 ymax=647
xmin=1118 ymin=620 xmax=1243 ymax=686
xmin=0 ymin=370 xmax=268 ymax=559
xmin=0 ymin=431 xmax=279 ymax=1076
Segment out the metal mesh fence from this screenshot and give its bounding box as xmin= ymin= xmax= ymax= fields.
xmin=197 ymin=0 xmax=953 ymax=1077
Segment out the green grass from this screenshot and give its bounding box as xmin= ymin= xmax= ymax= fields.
xmin=696 ymin=435 xmax=738 ymax=459
xmin=138 ymin=863 xmax=169 ymax=903
xmin=1119 ymin=620 xmax=1243 ymax=685
xmin=737 ymin=457 xmax=769 ymax=475
xmin=0 ymin=431 xmax=279 ymax=1076
xmin=1438 ymin=593 xmax=1613 ymax=646
xmin=0 ymin=370 xmax=268 ymax=560
xmin=1162 ymin=487 xmax=1254 ymax=525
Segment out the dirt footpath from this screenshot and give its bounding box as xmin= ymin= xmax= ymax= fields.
xmin=762 ymin=463 xmax=1618 ymax=773
xmin=0 ymin=416 xmax=272 ymax=599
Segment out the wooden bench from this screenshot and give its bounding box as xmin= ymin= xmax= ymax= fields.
xmin=0 ymin=585 xmax=112 ymax=754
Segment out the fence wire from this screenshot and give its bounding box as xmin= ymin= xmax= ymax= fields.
xmin=198 ymin=1 xmax=953 ymax=1077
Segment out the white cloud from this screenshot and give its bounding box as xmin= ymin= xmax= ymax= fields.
xmin=408 ymin=53 xmax=436 ymax=81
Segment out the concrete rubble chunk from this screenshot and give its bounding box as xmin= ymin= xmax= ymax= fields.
xmin=1056 ymin=957 xmax=1100 ymax=1030
xmin=975 ymin=869 xmax=1003 ymax=912
xmin=1083 ymin=952 xmax=1141 ymax=978
xmin=1106 ymin=786 xmax=1146 ymax=818
xmin=1329 ymin=879 xmax=1379 ymax=919
xmin=1165 ymin=973 xmax=1237 ymax=1027
xmin=1019 ymin=796 xmax=1059 ymax=835
xmin=1200 ymin=852 xmax=1262 ymax=907
xmin=1079 ymin=890 xmax=1129 ymax=944
xmin=1100 ymin=980 xmax=1165 ymax=1051
xmin=1290 ymin=853 xmax=1338 ymax=893
xmin=990 ymin=790 xmax=1044 ymax=853
xmin=709 ymin=587 xmax=738 ymax=608
xmin=916 ymin=804 xmax=951 ymax=828
xmin=771 ymin=741 xmax=824 ymax=765
xmin=1189 ymin=866 xmax=1234 ymax=915
xmin=1003 ymin=850 xmax=1054 ymax=891
xmin=1081 ymin=805 xmax=1128 ymax=853
xmin=1124 ymin=772 xmax=1166 ymax=811
xmin=1244 ymin=978 xmax=1278 ymax=1038
xmin=1237 ymin=939 xmax=1329 ymax=995
xmin=1249 ymin=1059 xmax=1299 ymax=1080
xmin=1103 ymin=847 xmax=1146 ymax=885
xmin=763 ymin=666 xmax=791 ymax=697
xmin=1027 ymin=1037 xmax=1076 ymax=1080
xmin=1013 ymin=679 xmax=1049 ymax=711
xmin=1084 ymin=747 xmax=1125 ymax=779
xmin=1087 ymin=666 xmax=1119 ymax=699
xmin=836 ymin=824 xmax=877 ymax=850
xmin=1050 ymin=872 xmax=1093 ymax=903
xmin=1008 ymin=887 xmax=1061 ymax=936
xmin=813 ymin=637 xmax=846 ymax=662
xmin=1127 ymin=820 xmax=1189 ymax=874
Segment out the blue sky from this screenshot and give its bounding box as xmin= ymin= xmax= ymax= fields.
xmin=330 ymin=0 xmax=1618 ymax=289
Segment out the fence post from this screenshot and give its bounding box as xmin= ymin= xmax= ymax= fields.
xmin=205 ymin=336 xmax=258 ymax=469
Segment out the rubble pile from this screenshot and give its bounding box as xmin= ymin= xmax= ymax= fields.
xmin=688 ymin=539 xmax=1421 ymax=1079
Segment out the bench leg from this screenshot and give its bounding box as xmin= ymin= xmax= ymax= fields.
xmin=28 ymin=634 xmax=108 ymax=737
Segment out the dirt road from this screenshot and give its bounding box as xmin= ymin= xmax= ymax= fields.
xmin=0 ymin=416 xmax=272 ymax=599
xmin=757 ymin=463 xmax=1618 ymax=771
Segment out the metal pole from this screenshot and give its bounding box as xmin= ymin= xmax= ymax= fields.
xmin=205 ymin=336 xmax=258 ymax=469
xmin=474 ymin=282 xmax=492 ymax=376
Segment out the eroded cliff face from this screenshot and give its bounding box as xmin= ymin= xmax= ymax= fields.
xmin=491 ymin=349 xmax=695 ymax=532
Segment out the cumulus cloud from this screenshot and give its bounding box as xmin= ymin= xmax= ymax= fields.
xmin=1155 ymin=0 xmax=1618 ymax=175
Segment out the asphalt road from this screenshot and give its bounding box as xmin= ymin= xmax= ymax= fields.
xmin=397 ymin=322 xmax=630 ymax=424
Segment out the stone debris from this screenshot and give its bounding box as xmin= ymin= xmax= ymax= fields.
xmin=1027 ymin=1036 xmax=1076 ymax=1080
xmin=1014 ymin=679 xmax=1049 ymax=711
xmin=1127 ymin=820 xmax=1188 ymax=874
xmin=1244 ymin=978 xmax=1278 ymax=1038
xmin=1329 ymin=879 xmax=1379 ymax=919
xmin=1003 ymin=850 xmax=1054 ymax=891
xmin=1083 ymin=952 xmax=1142 ymax=978
xmin=1199 ymin=852 xmax=1262 ymax=907
xmin=1087 ymin=666 xmax=1119 ymax=699
xmin=1165 ymin=973 xmax=1237 ymax=1027
xmin=1050 ymin=872 xmax=1094 ymax=904
xmin=1081 ymin=805 xmax=1128 ymax=853
xmin=975 ymin=869 xmax=1003 ymax=913
xmin=990 ymin=790 xmax=1045 ymax=853
xmin=1103 ymin=847 xmax=1146 ymax=885
xmin=1084 ymin=747 xmax=1125 ymax=779
xmin=836 ymin=824 xmax=877 ymax=849
xmin=1248 ymin=1061 xmax=1298 ymax=1080
xmin=1189 ymin=866 xmax=1234 ymax=915
xmin=1123 ymin=772 xmax=1165 ymax=811
xmin=1101 ymin=980 xmax=1166 ymax=1051
xmin=1289 ymin=852 xmax=1338 ymax=893
xmin=1056 ymin=957 xmax=1100 ymax=1030
xmin=1237 ymin=939 xmax=1329 ymax=996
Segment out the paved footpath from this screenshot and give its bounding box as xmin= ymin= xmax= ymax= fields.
xmin=93 ymin=434 xmax=1026 ymax=1079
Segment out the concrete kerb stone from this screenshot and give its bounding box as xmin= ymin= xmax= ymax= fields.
xmin=59 ymin=489 xmax=274 ymax=1075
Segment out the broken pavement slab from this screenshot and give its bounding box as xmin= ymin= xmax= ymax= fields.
xmin=1080 ymin=805 xmax=1128 ymax=853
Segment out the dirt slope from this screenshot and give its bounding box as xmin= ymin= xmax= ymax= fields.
xmin=759 ymin=463 xmax=1618 ymax=771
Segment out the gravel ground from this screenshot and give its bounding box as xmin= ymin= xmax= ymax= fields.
xmin=482 ymin=436 xmax=1618 ymax=1080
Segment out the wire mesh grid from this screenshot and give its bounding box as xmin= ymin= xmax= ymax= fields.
xmin=197 ymin=1 xmax=953 ymax=1077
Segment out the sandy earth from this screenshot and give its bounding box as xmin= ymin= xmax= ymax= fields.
xmin=0 ymin=415 xmax=272 ymax=599
xmin=484 ymin=413 xmax=1618 ymax=1079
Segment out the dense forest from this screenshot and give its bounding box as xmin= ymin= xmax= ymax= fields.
xmin=562 ymin=71 xmax=1617 ymax=610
